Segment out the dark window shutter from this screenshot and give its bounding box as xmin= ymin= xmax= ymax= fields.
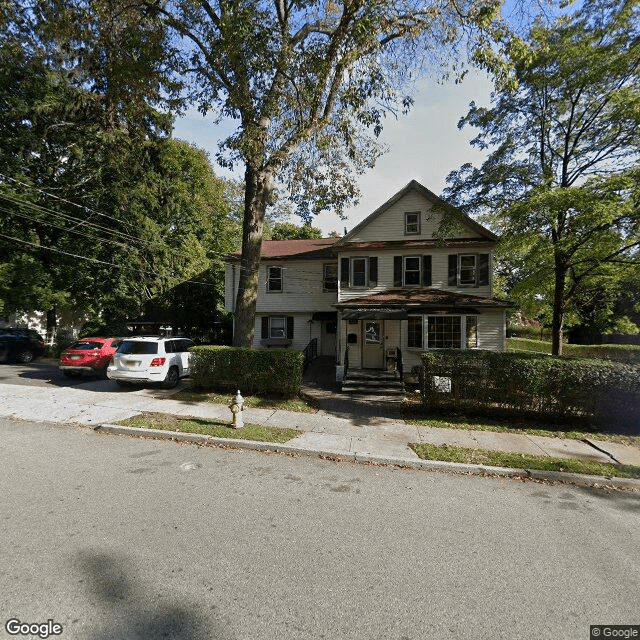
xmin=448 ymin=255 xmax=458 ymax=286
xmin=422 ymin=255 xmax=432 ymax=287
xmin=478 ymin=253 xmax=489 ymax=286
xmin=261 ymin=316 xmax=269 ymax=339
xmin=340 ymin=258 xmax=350 ymax=287
xmin=369 ymin=257 xmax=378 ymax=285
xmin=393 ymin=256 xmax=402 ymax=287
xmin=286 ymin=316 xmax=294 ymax=339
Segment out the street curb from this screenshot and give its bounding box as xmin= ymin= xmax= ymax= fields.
xmin=95 ymin=423 xmax=640 ymax=492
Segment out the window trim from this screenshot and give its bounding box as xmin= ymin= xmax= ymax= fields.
xmin=404 ymin=211 xmax=421 ymax=235
xmin=323 ymin=263 xmax=338 ymax=291
xmin=266 ymin=265 xmax=283 ymax=292
xmin=403 ymin=256 xmax=421 ymax=287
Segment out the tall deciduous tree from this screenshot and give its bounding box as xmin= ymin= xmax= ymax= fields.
xmin=141 ymin=0 xmax=518 ymax=346
xmin=0 ymin=3 xmax=234 ymax=333
xmin=444 ymin=0 xmax=640 ymax=354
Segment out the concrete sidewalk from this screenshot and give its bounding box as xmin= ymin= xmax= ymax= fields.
xmin=1 ymin=380 xmax=640 ymax=475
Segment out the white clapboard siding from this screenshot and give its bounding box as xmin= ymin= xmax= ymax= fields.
xmin=348 ymin=192 xmax=478 ymax=242
xmin=477 ymin=309 xmax=506 ymax=351
xmin=338 ymin=249 xmax=493 ymax=302
xmin=252 ymin=313 xmax=320 ymax=351
xmin=225 ymin=260 xmax=338 ymax=313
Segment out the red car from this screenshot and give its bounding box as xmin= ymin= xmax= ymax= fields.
xmin=59 ymin=337 xmax=122 ymax=378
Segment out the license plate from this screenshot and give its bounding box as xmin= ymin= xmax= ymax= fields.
xmin=125 ymin=360 xmax=140 ymax=368
xmin=71 ymin=355 xmax=80 ymax=360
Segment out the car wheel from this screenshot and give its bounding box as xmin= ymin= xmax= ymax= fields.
xmin=161 ymin=366 xmax=179 ymax=389
xmin=17 ymin=350 xmax=35 ymax=364
xmin=62 ymin=370 xmax=81 ymax=378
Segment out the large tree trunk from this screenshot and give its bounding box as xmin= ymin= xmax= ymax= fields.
xmin=232 ymin=164 xmax=275 ymax=347
xmin=551 ymin=255 xmax=566 ymax=356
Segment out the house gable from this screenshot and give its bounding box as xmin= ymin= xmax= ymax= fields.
xmin=335 ymin=180 xmax=496 ymax=245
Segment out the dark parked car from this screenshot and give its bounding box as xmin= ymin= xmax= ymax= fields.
xmin=0 ymin=328 xmax=47 ymax=364
xmin=59 ymin=337 xmax=122 ymax=378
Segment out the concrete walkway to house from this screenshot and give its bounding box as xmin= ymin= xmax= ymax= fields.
xmin=1 ymin=357 xmax=639 ymax=484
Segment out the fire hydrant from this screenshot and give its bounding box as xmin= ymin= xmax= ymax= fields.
xmin=230 ymin=390 xmax=244 ymax=429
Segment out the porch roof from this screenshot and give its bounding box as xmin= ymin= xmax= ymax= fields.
xmin=335 ymin=288 xmax=513 ymax=312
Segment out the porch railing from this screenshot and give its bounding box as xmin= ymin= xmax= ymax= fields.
xmin=303 ymin=338 xmax=318 ymax=369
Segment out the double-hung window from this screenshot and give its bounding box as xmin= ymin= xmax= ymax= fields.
xmin=466 ymin=316 xmax=478 ymax=348
xmin=458 ymin=255 xmax=477 ymax=286
xmin=269 ymin=317 xmax=286 ymax=338
xmin=405 ymin=212 xmax=420 ymax=235
xmin=351 ymin=258 xmax=367 ymax=287
xmin=267 ymin=266 xmax=282 ymax=292
xmin=403 ymin=256 xmax=421 ymax=286
xmin=323 ymin=264 xmax=338 ymax=291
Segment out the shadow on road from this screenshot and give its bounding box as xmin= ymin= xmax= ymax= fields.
xmin=75 ymin=550 xmax=226 ymax=640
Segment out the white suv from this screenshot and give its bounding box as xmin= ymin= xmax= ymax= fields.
xmin=107 ymin=337 xmax=194 ymax=388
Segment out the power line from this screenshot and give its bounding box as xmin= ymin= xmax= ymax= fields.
xmin=0 ymin=232 xmax=220 ymax=288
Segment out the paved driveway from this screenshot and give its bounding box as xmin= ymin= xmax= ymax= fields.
xmin=0 ymin=359 xmax=188 ymax=392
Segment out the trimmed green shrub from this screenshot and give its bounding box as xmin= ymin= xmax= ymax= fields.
xmin=420 ymin=350 xmax=640 ymax=429
xmin=189 ymin=346 xmax=304 ymax=397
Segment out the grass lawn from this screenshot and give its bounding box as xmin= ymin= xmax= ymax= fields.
xmin=402 ymin=394 xmax=640 ymax=446
xmin=168 ymin=387 xmax=318 ymax=413
xmin=117 ymin=412 xmax=301 ymax=443
xmin=409 ymin=442 xmax=640 ymax=479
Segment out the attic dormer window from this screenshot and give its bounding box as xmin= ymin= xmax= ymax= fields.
xmin=405 ymin=211 xmax=420 ymax=235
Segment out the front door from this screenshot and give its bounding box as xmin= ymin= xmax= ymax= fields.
xmin=321 ymin=321 xmax=337 ymax=357
xmin=362 ymin=320 xmax=384 ymax=368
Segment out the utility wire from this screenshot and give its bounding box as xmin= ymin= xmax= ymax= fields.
xmin=0 ymin=232 xmax=220 ymax=288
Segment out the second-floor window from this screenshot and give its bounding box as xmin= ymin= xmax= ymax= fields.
xmin=459 ymin=255 xmax=477 ymax=286
xmin=352 ymin=258 xmax=367 ymax=287
xmin=448 ymin=253 xmax=490 ymax=287
xmin=267 ymin=266 xmax=282 ymax=292
xmin=403 ymin=257 xmax=421 ymax=285
xmin=340 ymin=257 xmax=378 ymax=288
xmin=323 ymin=264 xmax=338 ymax=291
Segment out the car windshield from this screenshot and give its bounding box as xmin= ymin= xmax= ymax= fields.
xmin=118 ymin=341 xmax=158 ymax=355
xmin=69 ymin=341 xmax=103 ymax=351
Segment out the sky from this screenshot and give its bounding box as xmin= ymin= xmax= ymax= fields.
xmin=171 ymin=70 xmax=495 ymax=236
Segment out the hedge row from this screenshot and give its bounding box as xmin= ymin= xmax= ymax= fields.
xmin=189 ymin=346 xmax=304 ymax=397
xmin=508 ymin=337 xmax=640 ymax=365
xmin=420 ymin=350 xmax=640 ymax=429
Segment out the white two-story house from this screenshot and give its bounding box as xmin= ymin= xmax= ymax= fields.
xmin=224 ymin=180 xmax=511 ymax=378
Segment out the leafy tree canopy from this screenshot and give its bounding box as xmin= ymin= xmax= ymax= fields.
xmin=444 ymin=0 xmax=640 ymax=354
xmin=0 ymin=4 xmax=235 ymax=333
xmin=268 ymin=222 xmax=323 ymax=240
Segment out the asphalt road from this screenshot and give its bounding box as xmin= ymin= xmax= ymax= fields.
xmin=1 ymin=417 xmax=638 ymax=640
